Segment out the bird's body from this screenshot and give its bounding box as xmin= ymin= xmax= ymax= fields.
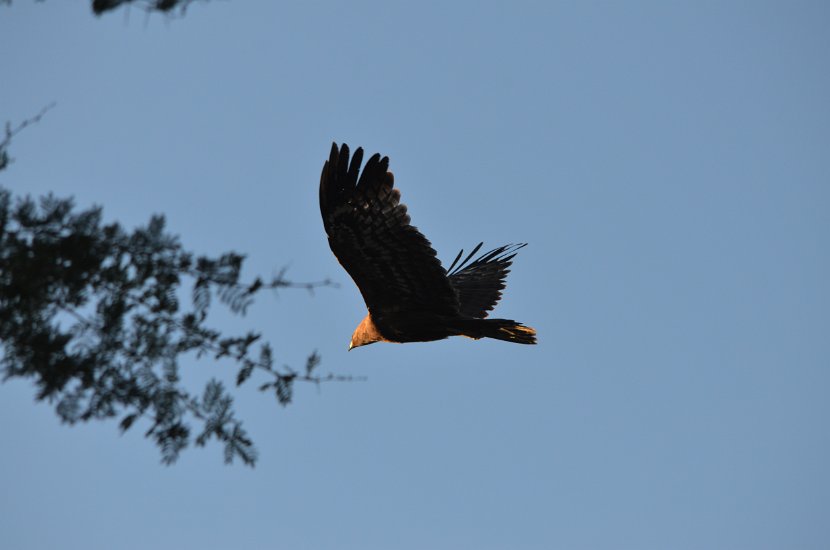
xmin=319 ymin=143 xmax=536 ymax=349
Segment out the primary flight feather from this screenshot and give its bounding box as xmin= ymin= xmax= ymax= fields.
xmin=319 ymin=143 xmax=536 ymax=349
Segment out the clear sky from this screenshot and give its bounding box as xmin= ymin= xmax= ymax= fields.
xmin=1 ymin=1 xmax=828 ymax=548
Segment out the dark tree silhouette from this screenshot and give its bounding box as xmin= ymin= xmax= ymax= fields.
xmin=90 ymin=0 xmax=205 ymax=16
xmin=1 ymin=110 xmax=350 ymax=466
xmin=1 ymin=1 xmax=209 ymax=16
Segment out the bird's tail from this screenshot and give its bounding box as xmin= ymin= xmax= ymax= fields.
xmin=453 ymin=318 xmax=537 ymax=345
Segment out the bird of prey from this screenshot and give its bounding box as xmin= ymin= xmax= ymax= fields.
xmin=319 ymin=143 xmax=536 ymax=350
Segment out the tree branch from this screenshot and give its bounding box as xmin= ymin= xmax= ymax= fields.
xmin=0 ymin=103 xmax=56 ymax=171
xmin=0 ymin=188 xmax=355 ymax=467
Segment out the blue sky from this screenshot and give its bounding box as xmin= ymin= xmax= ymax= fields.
xmin=1 ymin=1 xmax=828 ymax=548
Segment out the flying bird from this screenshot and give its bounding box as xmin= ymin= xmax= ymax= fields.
xmin=319 ymin=143 xmax=537 ymax=350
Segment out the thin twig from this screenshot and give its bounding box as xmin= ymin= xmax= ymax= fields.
xmin=1 ymin=103 xmax=57 ymax=151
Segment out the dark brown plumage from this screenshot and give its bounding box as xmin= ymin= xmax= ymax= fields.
xmin=319 ymin=143 xmax=536 ymax=349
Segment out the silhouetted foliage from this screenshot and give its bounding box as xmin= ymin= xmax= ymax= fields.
xmin=1 ymin=112 xmax=353 ymax=466
xmin=0 ymin=0 xmax=210 ymax=17
xmin=90 ymin=0 xmax=205 ymax=16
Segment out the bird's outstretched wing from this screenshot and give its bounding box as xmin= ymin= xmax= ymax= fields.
xmin=447 ymin=243 xmax=527 ymax=318
xmin=320 ymin=143 xmax=459 ymax=316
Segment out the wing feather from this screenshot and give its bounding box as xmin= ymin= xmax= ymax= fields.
xmin=448 ymin=243 xmax=527 ymax=318
xmin=320 ymin=143 xmax=459 ymax=316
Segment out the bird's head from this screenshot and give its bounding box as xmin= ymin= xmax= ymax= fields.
xmin=349 ymin=314 xmax=383 ymax=351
